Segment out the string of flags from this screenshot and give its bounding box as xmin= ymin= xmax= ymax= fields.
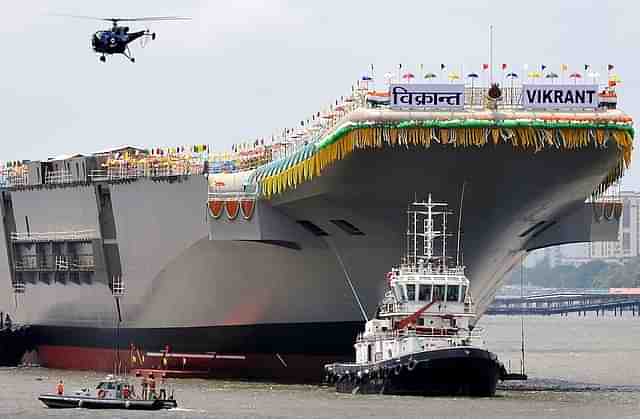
xmin=368 ymin=63 xmax=619 ymax=83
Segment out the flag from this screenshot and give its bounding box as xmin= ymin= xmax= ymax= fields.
xmin=608 ymin=64 xmax=614 ymax=71
xmin=560 ymin=64 xmax=568 ymax=72
xmin=440 ymin=63 xmax=446 ymax=70
xmin=584 ymin=64 xmax=591 ymax=71
xmin=501 ymin=63 xmax=507 ymax=70
xmin=482 ymin=63 xmax=489 ymax=70
xmin=541 ymin=64 xmax=547 ymax=71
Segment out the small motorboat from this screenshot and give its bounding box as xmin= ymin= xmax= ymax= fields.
xmin=39 ymin=375 xmax=178 ymax=410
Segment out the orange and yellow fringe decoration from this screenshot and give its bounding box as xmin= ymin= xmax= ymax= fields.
xmin=254 ymin=121 xmax=634 ymax=199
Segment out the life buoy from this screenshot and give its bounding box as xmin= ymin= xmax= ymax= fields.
xmin=97 ymin=389 xmax=106 ymax=399
xmin=407 ymin=359 xmax=418 ymax=371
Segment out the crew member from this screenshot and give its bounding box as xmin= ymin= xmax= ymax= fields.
xmin=159 ymin=374 xmax=167 ymax=400
xmin=56 ymin=380 xmax=64 ymax=395
xmin=141 ymin=374 xmax=148 ymax=400
xmin=148 ymin=373 xmax=156 ymax=399
xmin=122 ymin=384 xmax=130 ymax=399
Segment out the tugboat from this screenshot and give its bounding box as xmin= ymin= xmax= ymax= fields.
xmin=324 ymin=195 xmax=506 ymax=396
xmin=38 ymin=375 xmax=178 ymax=410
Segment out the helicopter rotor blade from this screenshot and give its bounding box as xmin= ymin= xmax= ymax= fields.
xmin=51 ymin=14 xmax=190 ymax=23
xmin=50 ymin=14 xmax=118 ymax=22
xmin=113 ymin=17 xmax=191 ymax=22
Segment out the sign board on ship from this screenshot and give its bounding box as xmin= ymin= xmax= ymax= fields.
xmin=522 ymin=84 xmax=599 ymax=109
xmin=390 ymin=84 xmax=464 ymax=110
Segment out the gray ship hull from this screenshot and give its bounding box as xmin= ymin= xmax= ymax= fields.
xmin=0 ymin=142 xmax=621 ymax=379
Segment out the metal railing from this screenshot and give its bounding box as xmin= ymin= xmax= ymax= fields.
xmin=13 ymin=256 xmax=95 ymax=272
xmin=45 ymin=170 xmax=74 ymax=185
xmin=11 ymin=229 xmax=98 ymax=242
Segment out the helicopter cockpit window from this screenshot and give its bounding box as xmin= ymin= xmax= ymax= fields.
xmin=94 ymin=31 xmax=104 ymax=39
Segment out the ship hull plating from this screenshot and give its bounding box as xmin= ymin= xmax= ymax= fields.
xmin=0 ymin=143 xmax=621 ymax=379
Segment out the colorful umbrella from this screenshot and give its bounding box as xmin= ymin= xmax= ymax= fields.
xmin=447 ymin=72 xmax=460 ymax=81
xmin=361 ymin=75 xmax=373 ymax=81
xmin=402 ymin=72 xmax=415 ymax=80
xmin=609 ymin=74 xmax=622 ymax=83
xmin=423 ymin=72 xmax=438 ymax=79
xmin=466 ymin=73 xmax=479 ymax=79
xmin=545 ymin=72 xmax=559 ymax=79
xmin=506 ymin=72 xmax=518 ymax=79
xmin=527 ymin=71 xmax=542 ymax=78
xmin=569 ymin=72 xmax=582 ymax=84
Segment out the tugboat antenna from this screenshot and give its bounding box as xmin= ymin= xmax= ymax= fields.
xmin=456 ymin=182 xmax=466 ymax=266
xmin=520 ymin=259 xmax=526 ymax=376
xmin=489 ymin=25 xmax=494 ymax=85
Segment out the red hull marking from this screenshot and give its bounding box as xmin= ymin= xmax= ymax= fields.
xmin=37 ymin=345 xmax=349 ymax=381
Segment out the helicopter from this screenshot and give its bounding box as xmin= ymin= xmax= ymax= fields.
xmin=65 ymin=16 xmax=190 ymax=62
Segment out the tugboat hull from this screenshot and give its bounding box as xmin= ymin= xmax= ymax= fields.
xmin=326 ymin=347 xmax=504 ymax=397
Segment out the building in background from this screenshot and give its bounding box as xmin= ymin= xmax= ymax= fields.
xmin=538 ymin=191 xmax=640 ymax=267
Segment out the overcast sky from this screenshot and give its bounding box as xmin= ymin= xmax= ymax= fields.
xmin=2 ymin=1 xmax=639 ymax=188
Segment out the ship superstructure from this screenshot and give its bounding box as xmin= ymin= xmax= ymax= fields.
xmin=0 ymin=67 xmax=633 ymax=380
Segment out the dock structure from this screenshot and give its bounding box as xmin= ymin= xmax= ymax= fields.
xmin=487 ymin=290 xmax=640 ymax=316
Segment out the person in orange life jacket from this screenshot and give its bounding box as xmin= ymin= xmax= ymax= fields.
xmin=56 ymin=380 xmax=64 ymax=395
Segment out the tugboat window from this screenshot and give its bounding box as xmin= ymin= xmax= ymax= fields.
xmin=433 ymin=285 xmax=445 ymax=301
xmin=446 ymin=285 xmax=459 ymax=302
xmin=418 ymin=284 xmax=432 ymax=301
xmin=406 ymin=284 xmax=416 ymax=301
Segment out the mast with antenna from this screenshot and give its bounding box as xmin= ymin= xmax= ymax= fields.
xmin=456 ymin=182 xmax=466 ymax=266
xmin=489 ymin=25 xmax=494 ymax=85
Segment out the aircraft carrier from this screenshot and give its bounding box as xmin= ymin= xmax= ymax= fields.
xmin=0 ymin=75 xmax=633 ymax=380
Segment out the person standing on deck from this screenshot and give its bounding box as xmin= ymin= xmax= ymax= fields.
xmin=141 ymin=375 xmax=148 ymax=400
xmin=148 ymin=373 xmax=156 ymax=399
xmin=56 ymin=380 xmax=64 ymax=395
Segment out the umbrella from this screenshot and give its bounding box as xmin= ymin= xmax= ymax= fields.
xmin=506 ymin=72 xmax=519 ymax=78
xmin=423 ymin=72 xmax=437 ymax=79
xmin=361 ymin=75 xmax=373 ymax=81
xmin=569 ymin=72 xmax=582 ymax=84
xmin=402 ymin=72 xmax=415 ymax=81
xmin=545 ymin=72 xmax=559 ymax=84
xmin=609 ymin=74 xmax=622 ymax=83
xmin=466 ymin=73 xmax=479 ymax=79
xmin=447 ymin=72 xmax=460 ymax=81
xmin=527 ymin=71 xmax=542 ymax=78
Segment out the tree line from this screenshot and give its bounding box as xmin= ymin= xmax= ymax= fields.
xmin=505 ymin=256 xmax=640 ymax=289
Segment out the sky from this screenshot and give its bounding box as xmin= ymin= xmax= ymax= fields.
xmin=2 ymin=1 xmax=640 ymax=188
